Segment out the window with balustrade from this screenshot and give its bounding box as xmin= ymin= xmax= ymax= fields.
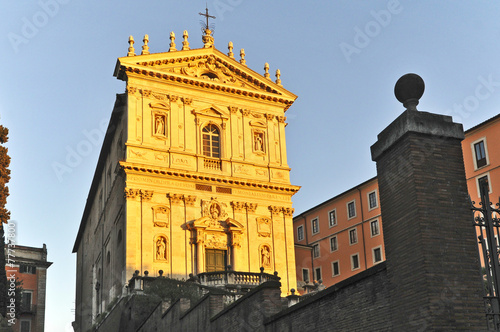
xmin=202 ymin=124 xmax=221 ymax=158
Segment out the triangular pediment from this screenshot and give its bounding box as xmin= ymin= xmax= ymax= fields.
xmin=186 ymin=216 xmax=243 ymax=231
xmin=192 ymin=105 xmax=229 ymax=119
xmin=114 ymin=47 xmax=297 ymax=104
xmin=226 ymin=217 xmax=244 ymax=230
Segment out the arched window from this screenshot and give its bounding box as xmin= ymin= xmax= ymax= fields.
xmin=202 ymin=124 xmax=220 ymax=158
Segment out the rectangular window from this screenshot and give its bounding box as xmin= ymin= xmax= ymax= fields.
xmin=474 ymin=140 xmax=487 ymax=168
xmin=332 ymin=261 xmax=340 ymax=277
xmin=373 ymin=247 xmax=383 ymax=264
xmin=19 ymin=265 xmax=36 ymax=274
xmin=297 ymin=225 xmax=304 ymax=241
xmin=21 ymin=291 xmax=32 ymax=311
xmin=328 ymin=209 xmax=337 ymax=227
xmin=351 ymin=253 xmax=360 ymax=270
xmin=302 ymin=268 xmax=310 ymax=283
xmin=347 ymin=201 xmax=356 ymax=219
xmin=370 ymin=219 xmax=380 ymax=237
xmin=315 ymin=267 xmax=322 ymax=282
xmin=368 ymin=191 xmax=378 ymax=210
xmin=349 ymin=228 xmax=358 ymax=245
xmin=313 ymin=244 xmax=320 ymax=258
xmin=311 ymin=218 xmax=319 ymax=235
xmin=330 ymin=236 xmax=338 ymax=252
xmin=478 ymin=175 xmax=490 ymax=195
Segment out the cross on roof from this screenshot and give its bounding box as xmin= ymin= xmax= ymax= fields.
xmin=199 ymin=6 xmax=216 ymax=30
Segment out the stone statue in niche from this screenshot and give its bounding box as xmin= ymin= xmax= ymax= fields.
xmin=261 ymin=245 xmax=271 ymax=268
xmin=154 ymin=114 xmax=166 ymax=136
xmin=254 ymin=132 xmax=264 ymax=152
xmin=156 ymin=237 xmax=167 ymax=260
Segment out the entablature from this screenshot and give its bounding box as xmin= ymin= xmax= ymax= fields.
xmin=119 ymin=161 xmax=300 ymax=195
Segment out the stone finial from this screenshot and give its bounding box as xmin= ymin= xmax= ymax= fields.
xmin=169 ymin=31 xmax=177 ymax=52
xmin=141 ymin=35 xmax=150 ymax=55
xmin=394 ymin=73 xmax=425 ymax=111
xmin=275 ymin=69 xmax=282 ymax=86
xmin=202 ymin=29 xmax=214 ymax=48
xmin=264 ymin=63 xmax=270 ymax=79
xmin=200 ymin=6 xmax=215 ymax=48
xmin=228 ymin=41 xmax=234 ymax=59
xmin=127 ymin=35 xmax=136 ymax=56
xmin=240 ymin=48 xmax=246 ymax=65
xmin=182 ymin=30 xmax=190 ymax=50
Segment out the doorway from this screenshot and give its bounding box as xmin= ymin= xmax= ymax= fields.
xmin=205 ymin=249 xmax=227 ymax=272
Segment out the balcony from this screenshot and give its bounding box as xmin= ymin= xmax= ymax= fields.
xmin=128 ymin=268 xmax=280 ymax=294
xmin=203 ymin=158 xmax=221 ymax=171
xmin=194 ymin=268 xmax=280 ymax=290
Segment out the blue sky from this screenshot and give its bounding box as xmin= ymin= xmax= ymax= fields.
xmin=2 ymin=1 xmax=500 ymax=330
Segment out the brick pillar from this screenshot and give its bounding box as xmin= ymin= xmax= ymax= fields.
xmin=370 ymin=74 xmax=485 ymax=330
xmin=36 ymin=268 xmax=48 ymax=332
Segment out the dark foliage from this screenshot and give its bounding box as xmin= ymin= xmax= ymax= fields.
xmin=0 ymin=125 xmax=10 ymax=318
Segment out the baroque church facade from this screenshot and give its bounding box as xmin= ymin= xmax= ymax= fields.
xmin=72 ymin=27 xmax=299 ymax=330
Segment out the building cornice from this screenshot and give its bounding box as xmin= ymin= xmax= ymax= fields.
xmin=464 ymin=112 xmax=500 ymax=136
xmin=115 ymin=48 xmax=297 ymax=111
xmin=293 ymin=176 xmax=378 ymax=220
xmin=120 ymin=161 xmax=301 ymax=194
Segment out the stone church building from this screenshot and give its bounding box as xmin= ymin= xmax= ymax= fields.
xmin=72 ymin=26 xmax=300 ymax=331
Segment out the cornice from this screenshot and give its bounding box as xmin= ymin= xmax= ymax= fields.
xmin=122 ymin=67 xmax=294 ymax=109
xmin=115 ymin=48 xmax=297 ymax=110
xmin=120 ymin=161 xmax=300 ymax=194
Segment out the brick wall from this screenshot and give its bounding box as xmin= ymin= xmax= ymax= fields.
xmin=35 ymin=268 xmax=47 ymax=332
xmin=96 ymin=295 xmax=160 ymax=332
xmin=211 ymin=281 xmax=283 ymax=332
xmin=265 ymin=262 xmax=391 ymax=331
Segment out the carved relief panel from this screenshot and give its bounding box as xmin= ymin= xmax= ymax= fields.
xmin=256 ymin=217 xmax=272 ymax=237
xmin=204 ymin=232 xmax=228 ymax=249
xmin=152 ymin=206 xmax=170 ymax=227
xmin=201 ymin=198 xmax=229 ymax=228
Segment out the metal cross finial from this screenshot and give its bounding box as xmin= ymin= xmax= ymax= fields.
xmin=199 ymin=5 xmax=216 ymax=30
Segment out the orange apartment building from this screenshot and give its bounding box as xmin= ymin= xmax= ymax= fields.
xmin=464 ymin=114 xmax=500 ymax=212
xmin=294 ymin=177 xmax=383 ymax=291
xmin=5 ymin=244 xmax=52 ymax=332
xmin=294 ymin=113 xmax=500 ymax=291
